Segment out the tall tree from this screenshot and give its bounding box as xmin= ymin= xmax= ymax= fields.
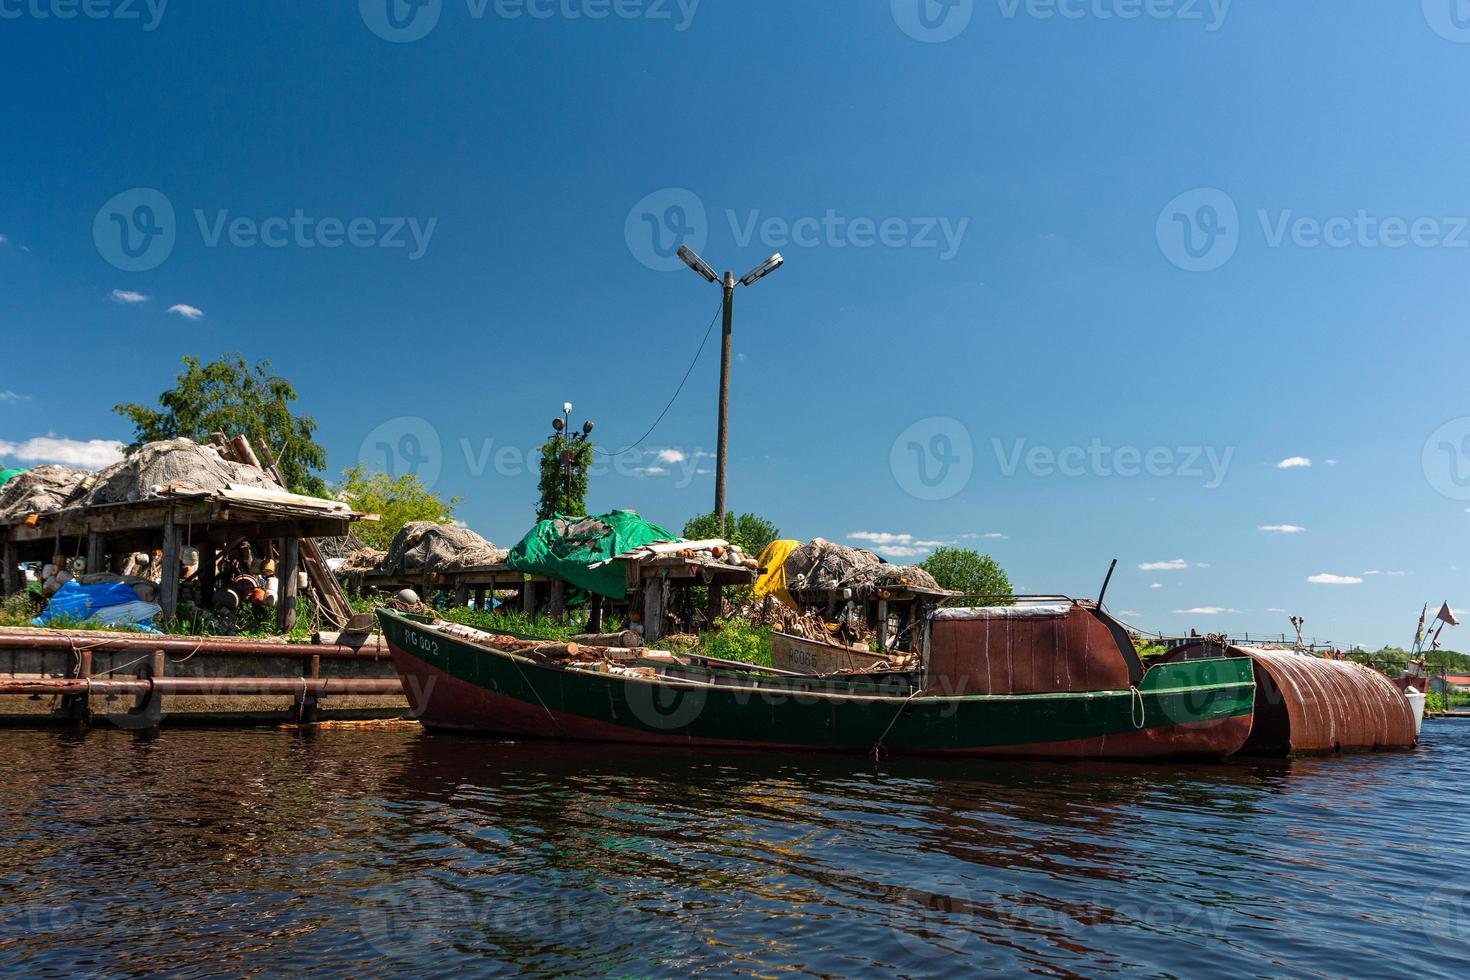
xmin=536 ymin=434 xmax=593 ymax=521
xmin=920 ymin=547 xmax=1012 ymax=597
xmin=115 ymin=354 xmax=328 ymax=495
xmin=683 ymin=511 xmax=780 ymax=554
xmin=334 ymin=464 xmax=461 ymax=550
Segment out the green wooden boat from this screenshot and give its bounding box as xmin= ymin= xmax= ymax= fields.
xmin=378 ymin=600 xmax=1257 ymax=760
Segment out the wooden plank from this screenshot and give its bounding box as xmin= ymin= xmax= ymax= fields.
xmin=549 ymin=579 xmax=565 ymax=619
xmin=85 ymin=533 xmax=105 ymax=576
xmin=522 ymin=579 xmax=537 ymax=615
xmin=277 ymin=537 xmax=300 ymax=633
xmin=643 ymin=579 xmax=665 ymax=643
xmin=159 ymin=514 xmax=182 ymax=622
xmin=1 ymin=540 xmax=20 ymax=597
xmin=454 ymin=580 xmax=470 ymax=608
xmin=198 ymin=541 xmax=216 ymax=609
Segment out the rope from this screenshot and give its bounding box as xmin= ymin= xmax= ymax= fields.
xmin=872 ymin=686 xmax=927 ymax=761
xmin=1130 ymin=686 xmax=1147 ymax=730
xmin=592 ymin=299 xmax=723 ymax=458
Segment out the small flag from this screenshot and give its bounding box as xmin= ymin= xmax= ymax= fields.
xmin=1436 ymin=601 xmax=1460 ymax=627
xmin=1415 ymin=603 xmax=1428 ymax=646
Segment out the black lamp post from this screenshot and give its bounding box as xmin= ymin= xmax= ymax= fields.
xmin=551 ymin=401 xmax=594 ymax=511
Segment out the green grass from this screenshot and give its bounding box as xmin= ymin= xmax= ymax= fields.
xmin=442 ymin=606 xmax=580 ymax=642
xmin=664 ymin=620 xmax=773 ymax=667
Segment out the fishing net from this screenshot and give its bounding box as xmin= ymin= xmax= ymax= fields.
xmin=380 ymin=522 xmax=507 ymax=575
xmin=0 ymin=465 xmax=87 ymax=520
xmin=74 ymin=439 xmax=278 ymax=508
xmin=782 ymin=538 xmax=940 ymax=599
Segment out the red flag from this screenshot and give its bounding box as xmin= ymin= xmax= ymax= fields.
xmin=1436 ymin=602 xmax=1460 ymax=627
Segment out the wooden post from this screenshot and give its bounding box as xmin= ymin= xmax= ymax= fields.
xmin=522 ymin=579 xmax=537 ymax=615
xmin=277 ymin=537 xmax=300 ymax=633
xmin=85 ymin=533 xmax=105 ymax=576
xmin=1 ymin=540 xmax=20 ymax=597
xmin=876 ymin=598 xmax=889 ymax=653
xmin=643 ymin=578 xmax=665 ymax=643
xmin=587 ymin=594 xmax=603 ymax=633
xmin=549 ymin=579 xmax=566 ymax=620
xmin=454 ymin=580 xmax=470 ymax=609
xmin=474 ymin=587 xmax=486 ymax=611
xmin=705 ymin=583 xmax=723 ymax=632
xmin=159 ymin=514 xmax=182 ymax=623
xmin=198 ymin=541 xmax=216 ymax=610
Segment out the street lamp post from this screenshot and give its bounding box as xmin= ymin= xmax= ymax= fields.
xmin=676 ymin=245 xmax=783 ymax=535
xmin=551 ymin=401 xmax=594 ymax=513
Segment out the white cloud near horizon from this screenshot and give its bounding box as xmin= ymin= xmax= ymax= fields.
xmin=1176 ymin=607 xmax=1239 ymax=615
xmin=0 ymin=436 xmax=125 ymax=469
xmin=654 ymin=448 xmax=685 ymax=464
xmin=167 ymin=303 xmax=204 ymax=320
xmin=1139 ymin=559 xmax=1190 ymax=571
xmin=1277 ymin=457 xmax=1312 ymax=469
xmin=1309 ymin=573 xmax=1363 ymax=585
xmin=0 ymin=391 xmax=29 ymax=403
xmin=848 ymin=532 xmax=953 ymax=558
xmin=1259 ymin=524 xmax=1306 ymax=534
xmin=110 ymin=289 xmax=149 ymax=304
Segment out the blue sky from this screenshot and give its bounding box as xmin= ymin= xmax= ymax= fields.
xmin=3 ymin=0 xmax=1470 ymax=649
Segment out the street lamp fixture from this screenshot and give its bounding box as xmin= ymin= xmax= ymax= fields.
xmin=674 ymin=246 xmax=785 ymax=535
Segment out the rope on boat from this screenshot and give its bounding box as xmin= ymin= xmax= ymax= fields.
xmin=871 ymin=687 xmax=927 ymax=761
xmin=1130 ymin=686 xmax=1147 ymax=730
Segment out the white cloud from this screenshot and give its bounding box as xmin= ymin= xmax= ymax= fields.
xmin=982 ymin=532 xmax=1007 ymax=540
xmin=653 ymin=448 xmax=685 ymax=464
xmin=1308 ymin=573 xmax=1363 ymax=585
xmin=1277 ymin=457 xmax=1312 ymax=469
xmin=1259 ymin=524 xmax=1306 ymax=534
xmin=1139 ymin=559 xmax=1190 ymax=571
xmin=0 ymin=436 xmax=125 ymax=469
xmin=1150 ymin=583 xmax=1163 ymax=589
xmin=1118 ymin=610 xmax=1143 ymax=617
xmin=167 ymin=304 xmax=204 ymax=320
xmin=110 ymin=289 xmax=149 ymax=304
xmin=0 ymin=391 xmax=29 ymax=403
xmin=640 ymin=466 xmax=667 ymax=476
xmin=1324 ymin=459 xmax=1338 ymax=466
xmin=1363 ymin=570 xmax=1408 ymax=577
xmin=1266 ymin=607 xmax=1288 ymax=613
xmin=0 ymin=233 xmax=8 ymax=245
xmin=1175 ymin=607 xmax=1239 ymax=615
xmin=848 ymin=532 xmax=952 ymax=550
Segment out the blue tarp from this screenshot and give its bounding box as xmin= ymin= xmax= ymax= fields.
xmin=33 ymin=581 xmax=162 ymax=633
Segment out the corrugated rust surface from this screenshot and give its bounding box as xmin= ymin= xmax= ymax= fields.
xmin=927 ymin=603 xmax=1132 ymax=695
xmin=1239 ymin=648 xmax=1416 ymax=755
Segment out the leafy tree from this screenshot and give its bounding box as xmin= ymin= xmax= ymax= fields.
xmin=920 ymin=547 xmax=1013 ymax=597
xmin=536 ymin=434 xmax=593 ymax=521
xmin=334 ymin=464 xmax=461 ymax=550
xmin=682 ymin=511 xmax=780 ymax=554
xmin=114 ymin=353 xmax=328 ymax=496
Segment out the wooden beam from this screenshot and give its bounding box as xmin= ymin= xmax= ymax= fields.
xmin=876 ymin=598 xmax=889 ymax=653
xmin=549 ymin=579 xmax=565 ymax=620
xmin=1 ymin=540 xmax=20 ymax=597
xmin=587 ymin=594 xmax=604 ymax=633
xmin=454 ymin=580 xmax=470 ymax=609
xmin=522 ymin=579 xmax=537 ymax=615
xmin=277 ymin=537 xmax=300 ymax=633
xmin=198 ymin=541 xmax=217 ymax=610
xmin=159 ymin=514 xmax=182 ymax=623
xmin=643 ymin=579 xmax=665 ymax=643
xmin=85 ymin=533 xmax=105 ymax=576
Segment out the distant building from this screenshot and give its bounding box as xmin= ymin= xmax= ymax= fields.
xmin=1431 ymin=673 xmax=1470 ymax=695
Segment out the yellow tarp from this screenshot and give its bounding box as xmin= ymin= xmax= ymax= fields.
xmin=753 ymin=539 xmax=801 ymax=610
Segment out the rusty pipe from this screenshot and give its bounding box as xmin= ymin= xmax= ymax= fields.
xmin=0 ymin=676 xmax=404 ymax=697
xmin=0 ymin=630 xmax=383 ymax=660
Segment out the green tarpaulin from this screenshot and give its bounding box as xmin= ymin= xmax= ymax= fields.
xmin=506 ymin=511 xmax=679 ymax=600
xmin=0 ymin=468 xmax=24 ymax=489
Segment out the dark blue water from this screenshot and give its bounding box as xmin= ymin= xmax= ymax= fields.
xmin=1 ymin=722 xmax=1467 ymax=977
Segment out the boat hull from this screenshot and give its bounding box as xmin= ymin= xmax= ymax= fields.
xmin=379 ymin=611 xmax=1256 ymax=760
